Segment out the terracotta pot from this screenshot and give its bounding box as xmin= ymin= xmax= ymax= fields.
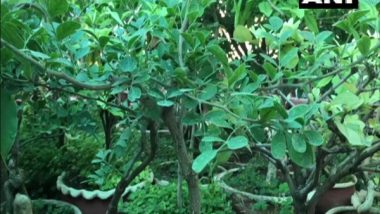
xmin=314 ymin=175 xmax=357 ymax=214
xmin=56 ymin=172 xmax=153 ymax=214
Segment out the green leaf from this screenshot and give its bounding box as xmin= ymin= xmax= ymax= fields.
xmin=357 ymin=36 xmax=371 ymax=55
xmin=157 ymin=100 xmax=174 ymax=107
xmin=74 ymin=47 xmax=90 ymax=60
xmin=280 ymin=48 xmax=298 ymax=68
xmin=304 ymin=130 xmax=324 ymax=146
xmin=199 ymin=85 xmax=217 ymax=101
xmin=258 ymin=2 xmax=273 ymax=17
xmin=207 ymin=45 xmax=228 ymax=66
xmin=284 ymin=119 xmax=303 ymax=129
xmin=1 ymin=21 xmax=24 ymax=48
xmin=111 ymin=86 xmax=124 ymax=95
xmin=269 ymin=16 xmax=283 ymax=31
xmin=21 ymin=62 xmax=32 ymax=80
xmin=98 ymin=36 xmax=109 ymax=48
xmin=271 ymin=132 xmax=286 ymax=159
xmin=227 ymin=136 xmax=248 ymax=150
xmin=56 ymin=21 xmax=81 ymax=40
xmin=263 ymin=62 xmax=277 ymax=79
xmin=200 ymin=141 xmax=213 ymax=152
xmin=167 ymin=89 xmax=184 ymax=98
xmin=335 ymin=115 xmax=370 ymax=146
xmin=233 ymin=25 xmax=253 ymax=42
xmin=119 ymin=57 xmax=137 ymax=72
xmin=274 ymin=101 xmax=288 ymax=118
xmin=1 ymin=89 xmax=17 ymax=160
xmin=288 ymin=104 xmax=309 ymax=122
xmin=279 ymin=29 xmax=294 ymax=43
xmin=208 ymin=118 xmax=232 ymax=129
xmin=316 ymin=76 xmax=333 ymax=88
xmin=29 ymin=50 xmax=50 ymax=59
xmin=192 ymin=150 xmax=217 ymax=173
xmin=315 ymin=31 xmax=332 ymax=44
xmin=331 ymin=91 xmax=363 ymax=111
xmin=46 ymin=0 xmax=69 ymax=17
xmin=108 ymin=11 xmax=123 ymax=25
xmin=182 ymin=112 xmax=202 ymax=125
xmin=128 ymin=87 xmax=142 ymax=102
xmin=287 ymin=137 xmax=315 ymax=168
xmin=288 ymin=103 xmax=318 ymax=124
xmin=228 ymin=64 xmax=246 ymax=88
xmin=304 ymin=11 xmax=319 ymax=33
xmin=291 ymin=133 xmax=307 ymax=153
xmin=241 ymin=75 xmax=265 ymax=93
xmin=148 ymin=89 xmax=164 ymax=100
xmin=202 ymin=136 xmax=225 ymax=143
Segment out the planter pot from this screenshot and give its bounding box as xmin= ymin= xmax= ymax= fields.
xmin=32 ymin=199 xmax=81 ymax=214
xmin=56 ymin=172 xmax=153 ymax=214
xmin=214 ymin=168 xmax=291 ymax=203
xmin=311 ymin=175 xmax=357 ymax=214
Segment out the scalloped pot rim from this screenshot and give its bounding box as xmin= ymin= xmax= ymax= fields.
xmin=56 ymin=172 xmax=153 ymax=200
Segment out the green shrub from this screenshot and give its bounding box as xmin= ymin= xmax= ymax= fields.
xmin=119 ymin=183 xmax=233 ymax=214
xmin=19 ymin=141 xmax=61 ymax=198
xmin=32 ymin=200 xmax=76 ymax=214
xmin=225 ymin=159 xmax=289 ymax=196
xmin=19 ymin=135 xmax=101 ymax=197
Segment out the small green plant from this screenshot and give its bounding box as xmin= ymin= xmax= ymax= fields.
xmin=32 ymin=200 xmax=75 ymax=214
xmin=85 ymin=148 xmax=152 ymax=190
xmin=19 ymin=135 xmax=101 ymax=197
xmin=119 ymin=183 xmax=233 ymax=214
xmin=225 ymin=157 xmax=290 ymax=196
xmin=252 ymin=201 xmax=268 ymax=211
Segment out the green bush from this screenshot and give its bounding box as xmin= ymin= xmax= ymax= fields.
xmin=56 ymin=136 xmax=102 ymax=188
xmin=225 ymin=157 xmax=289 ymax=196
xmin=32 ymin=200 xmax=76 ymax=214
xmin=119 ymin=183 xmax=233 ymax=214
xmin=19 ymin=135 xmax=101 ymax=197
xmin=19 ymin=141 xmax=62 ymax=198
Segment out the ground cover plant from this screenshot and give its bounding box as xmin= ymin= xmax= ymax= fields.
xmin=1 ymin=0 xmax=379 ymax=213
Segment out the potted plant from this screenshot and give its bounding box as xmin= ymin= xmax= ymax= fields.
xmin=214 ymin=157 xmax=293 ymax=213
xmin=307 ymin=175 xmax=357 ymax=214
xmin=57 ymin=145 xmax=154 ymax=214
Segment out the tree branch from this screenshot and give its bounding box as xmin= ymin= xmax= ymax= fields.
xmin=308 ymin=141 xmax=380 ymax=209
xmin=178 ymin=0 xmax=190 ymax=68
xmin=1 ymin=38 xmax=113 ymax=90
xmin=107 ymin=121 xmax=158 ymax=214
xmin=264 ymin=42 xmax=380 ymax=92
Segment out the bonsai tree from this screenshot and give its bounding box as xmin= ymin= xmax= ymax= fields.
xmin=187 ymin=0 xmax=380 ymax=213
xmin=1 ymin=0 xmax=379 ymax=214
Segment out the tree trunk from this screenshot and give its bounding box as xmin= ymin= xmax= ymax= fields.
xmin=293 ymin=200 xmax=309 ymax=214
xmin=100 ymin=110 xmax=115 ymax=149
xmin=292 ymin=196 xmax=317 ymax=214
xmin=162 ymin=107 xmax=201 ymax=214
xmin=106 ymin=121 xmax=157 ymax=214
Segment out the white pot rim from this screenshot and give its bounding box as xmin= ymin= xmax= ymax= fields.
xmin=332 ymin=175 xmax=357 ymax=189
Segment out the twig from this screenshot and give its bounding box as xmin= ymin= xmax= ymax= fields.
xmin=1 ymin=38 xmax=113 ymax=90
xmin=36 ymin=83 xmax=135 ymax=114
xmin=178 ymin=0 xmax=190 ymax=68
xmin=308 ymin=141 xmax=380 ymax=209
xmin=318 ymin=69 xmax=356 ymax=101
xmin=185 ymin=94 xmax=259 ymax=124
xmin=107 ymin=121 xmax=158 ymax=214
xmin=267 ymin=0 xmax=284 ymax=16
xmin=264 ymin=42 xmax=380 ymax=92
